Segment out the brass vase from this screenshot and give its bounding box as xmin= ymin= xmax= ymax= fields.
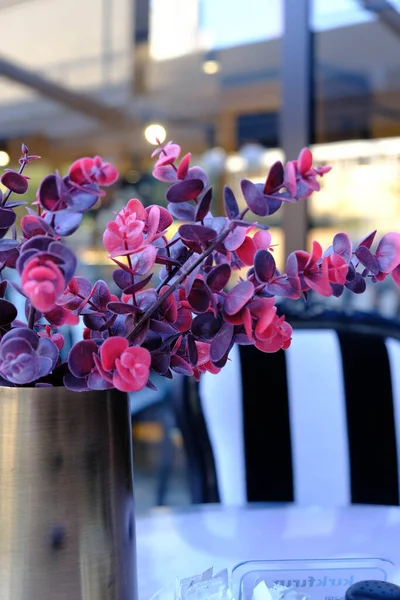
xmin=0 ymin=386 xmax=137 ymax=600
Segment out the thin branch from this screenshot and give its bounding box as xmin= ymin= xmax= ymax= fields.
xmin=126 ymin=222 xmax=235 ymax=341
xmin=27 ymin=305 xmax=36 ymax=329
xmin=2 ymin=156 xmax=28 ymax=207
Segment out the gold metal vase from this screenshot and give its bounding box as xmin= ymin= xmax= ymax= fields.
xmin=0 ymin=386 xmax=137 ymax=600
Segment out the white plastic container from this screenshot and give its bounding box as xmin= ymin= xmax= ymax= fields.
xmin=231 ymin=559 xmax=394 ymax=600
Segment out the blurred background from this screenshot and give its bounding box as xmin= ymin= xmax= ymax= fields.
xmin=2 ymin=0 xmax=400 ymax=511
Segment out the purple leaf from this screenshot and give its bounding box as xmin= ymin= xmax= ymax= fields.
xmin=170 ymin=354 xmax=194 ymax=376
xmin=1 ymin=171 xmax=28 ymax=194
xmin=91 ymin=280 xmax=111 ymax=310
xmin=255 ymin=184 xmax=282 ymax=215
xmin=358 ymin=230 xmax=377 ymax=250
xmin=130 ymin=245 xmax=156 ymax=276
xmin=48 ymin=241 xmax=77 ymax=283
xmin=113 ymin=269 xmax=132 ymax=290
xmin=154 ymin=255 xmax=181 ymax=268
xmin=331 ymin=283 xmax=345 ymax=298
xmin=264 ymin=161 xmax=284 ymax=194
xmin=345 ymin=273 xmax=367 ymax=294
xmin=254 ymin=249 xmax=276 ymax=283
xmin=333 ymin=233 xmax=352 ymax=262
xmin=0 ymin=207 xmax=16 ymax=229
xmin=195 ymin=187 xmax=213 ymax=222
xmin=150 ymin=320 xmax=177 ymax=336
xmin=233 ymin=333 xmax=253 ymax=345
xmin=0 ymin=298 xmax=17 ymax=326
xmin=224 ymin=226 xmax=247 ymax=251
xmin=3 ymin=327 xmax=39 ymax=348
xmin=37 ymin=337 xmax=59 ymax=372
xmin=151 ymin=353 xmax=171 ymax=375
xmin=6 ymin=201 xmax=27 ymax=208
xmin=166 ymin=179 xmax=204 ymax=203
xmin=107 ymin=302 xmax=138 ymax=315
xmin=187 ymin=334 xmax=198 ymax=367
xmin=153 ymin=166 xmax=177 ymax=183
xmin=206 ymin=264 xmax=231 ymax=291
xmin=50 ymin=210 xmax=83 ymax=236
xmin=136 ymin=289 xmax=158 ymax=312
xmin=99 ymin=314 xmax=118 ymax=332
xmin=224 ymin=280 xmax=254 ymax=315
xmin=355 ymin=246 xmax=379 ymax=274
xmin=186 ymin=166 xmax=209 ymax=188
xmin=179 ymin=224 xmax=217 ymax=244
xmin=0 ymin=239 xmax=19 ymax=251
xmin=20 ymin=234 xmax=52 ymax=253
xmin=191 ymin=313 xmax=222 ymax=340
xmin=83 ymin=314 xmax=105 ymax=331
xmin=67 ymin=184 xmax=99 ymax=212
xmin=241 ymin=180 xmax=269 ymax=216
xmin=21 ymin=214 xmax=53 ymax=238
xmin=267 ymin=277 xmax=300 ymax=299
xmin=187 ymin=279 xmax=211 ymax=312
xmin=126 ymin=318 xmax=150 ymax=346
xmin=168 ymin=202 xmax=196 ymax=221
xmin=87 ymin=371 xmax=112 ymax=390
xmin=123 ymin=273 xmax=153 ymax=295
xmin=64 ymin=373 xmax=89 ymax=392
xmin=68 ymin=340 xmax=97 ymax=378
xmin=223 ymin=185 xmax=239 ymax=219
xmin=210 ymin=322 xmax=234 ymax=363
xmin=38 ymin=174 xmax=62 ymax=211
xmin=375 ymin=232 xmax=400 ymax=273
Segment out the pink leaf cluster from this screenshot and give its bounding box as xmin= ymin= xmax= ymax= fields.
xmin=1 ymin=140 xmax=400 ymax=392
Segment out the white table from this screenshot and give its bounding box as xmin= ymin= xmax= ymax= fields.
xmin=136 ymin=504 xmax=400 ymax=600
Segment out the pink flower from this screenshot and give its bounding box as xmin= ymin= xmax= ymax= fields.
xmin=253 ymin=313 xmax=293 ymax=353
xmin=237 ymin=229 xmax=272 ymax=266
xmin=39 ymin=325 xmax=64 ymax=350
xmin=193 ymin=342 xmax=221 ymax=381
xmin=103 ymin=198 xmax=147 ymax=256
xmin=69 ymin=156 xmax=118 ymax=187
xmin=21 ymin=257 xmax=65 ymax=312
xmin=295 ymin=241 xmax=333 ymax=296
xmin=152 ymin=141 xmax=181 ymax=168
xmin=99 ymin=337 xmax=151 ymax=392
xmin=284 ymin=148 xmax=331 ymax=200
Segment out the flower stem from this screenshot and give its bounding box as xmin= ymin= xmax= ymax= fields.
xmin=126 ymin=222 xmax=235 ymax=341
xmin=28 ymin=305 xmax=36 ymax=329
xmin=155 ymin=249 xmax=194 ymax=293
xmin=2 ymin=157 xmax=28 ymax=207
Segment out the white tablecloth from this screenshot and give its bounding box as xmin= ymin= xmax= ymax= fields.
xmin=136 ymin=504 xmax=400 ymax=600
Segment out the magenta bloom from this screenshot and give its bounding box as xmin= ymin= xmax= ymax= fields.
xmin=103 ymin=198 xmax=150 ymax=256
xmin=285 ymin=148 xmax=331 ymax=200
xmin=253 ymin=313 xmax=293 ymax=353
xmin=295 ymin=241 xmax=333 ymax=296
xmin=152 ymin=141 xmax=181 ymax=168
xmin=69 ymin=155 xmax=118 ymax=187
xmin=21 ymin=257 xmax=66 ymax=312
xmin=0 ymin=328 xmax=58 ymax=385
xmin=99 ymin=337 xmax=151 ymax=392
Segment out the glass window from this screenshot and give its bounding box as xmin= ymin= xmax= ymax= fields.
xmin=310 ymin=0 xmax=400 ymax=315
xmin=131 ymin=0 xmax=284 ymax=266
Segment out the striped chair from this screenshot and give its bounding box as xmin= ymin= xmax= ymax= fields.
xmin=196 ymin=308 xmax=400 ymax=507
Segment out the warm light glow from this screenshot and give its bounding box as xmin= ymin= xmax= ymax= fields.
xmin=202 ymin=59 xmax=220 ymax=74
xmin=144 ymin=124 xmax=167 ymax=145
xmin=0 ymin=151 xmax=10 ymax=167
xmin=150 ymin=0 xmax=199 ymax=60
xmin=226 ymin=154 xmax=246 ymax=173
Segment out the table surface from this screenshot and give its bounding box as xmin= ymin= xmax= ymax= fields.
xmin=136 ymin=504 xmax=400 ymax=600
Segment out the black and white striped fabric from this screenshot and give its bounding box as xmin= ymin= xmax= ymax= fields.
xmin=199 ymin=323 xmax=400 ymax=507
